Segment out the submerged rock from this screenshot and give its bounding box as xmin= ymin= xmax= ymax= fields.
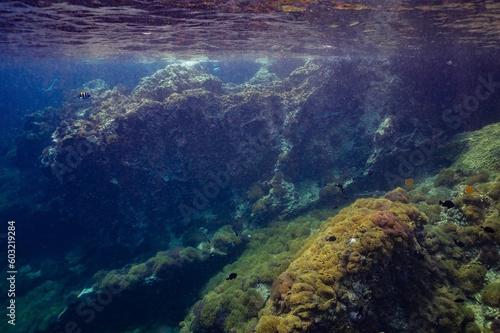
xmin=45 ymin=225 xmax=249 ymax=333
xmin=437 ymin=122 xmax=500 ymax=175
xmin=34 ymin=58 xmax=414 ymax=252
xmin=253 ymin=197 xmax=429 ymax=332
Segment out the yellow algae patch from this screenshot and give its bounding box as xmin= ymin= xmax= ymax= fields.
xmin=257 ymin=194 xmax=427 ymax=331
xmin=332 ymin=4 xmax=376 ymax=10
xmin=282 ymin=5 xmax=305 ymax=12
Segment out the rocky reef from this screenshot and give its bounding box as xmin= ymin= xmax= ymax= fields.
xmin=45 ymin=224 xmax=248 ymax=333
xmin=24 ymin=58 xmax=436 ymax=255
xmin=7 ymin=58 xmax=500 ymax=333
xmin=180 ymin=178 xmax=500 ymax=332
xmin=182 ymin=191 xmax=435 ymax=332
xmin=437 ymin=122 xmax=500 ymax=175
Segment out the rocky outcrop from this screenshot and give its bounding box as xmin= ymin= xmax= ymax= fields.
xmin=33 ymin=59 xmax=418 ymax=252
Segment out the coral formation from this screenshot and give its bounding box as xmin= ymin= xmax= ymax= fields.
xmin=179 ymin=215 xmax=324 ymax=333
xmin=383 ymin=187 xmax=410 ymax=203
xmin=434 ymin=168 xmax=462 ymax=187
xmin=248 ymin=182 xmax=266 ymax=202
xmin=481 ymin=282 xmax=500 ymax=307
xmin=251 ymin=196 xmax=432 ymax=332
xmin=370 ymin=210 xmax=411 ymax=236
xmin=409 ymin=190 xmax=427 ymax=203
xmin=487 ymin=177 xmax=500 ymax=200
xmin=454 ymin=263 xmax=486 ymax=293
xmin=466 ymin=170 xmax=490 ymax=184
xmin=479 ymin=244 xmax=500 ymax=266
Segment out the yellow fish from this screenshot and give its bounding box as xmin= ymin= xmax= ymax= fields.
xmin=464 ymin=186 xmax=474 ymax=195
xmin=405 ymin=178 xmax=413 ymax=186
xmin=78 ymin=92 xmax=91 ymax=99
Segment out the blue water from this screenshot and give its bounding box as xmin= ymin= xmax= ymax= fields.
xmin=1 ymin=1 xmax=500 ymax=332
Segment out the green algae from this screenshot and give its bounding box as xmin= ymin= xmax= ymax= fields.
xmin=0 ymin=280 xmax=66 ymax=333
xmin=251 ymin=195 xmax=429 ymax=332
xmin=180 ymin=214 xmax=325 ymax=333
xmin=481 ymin=282 xmax=500 ymax=307
xmin=434 ymin=168 xmax=462 ymax=188
xmin=439 ymin=122 xmax=500 ymax=175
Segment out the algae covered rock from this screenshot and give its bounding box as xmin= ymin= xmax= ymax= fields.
xmin=254 ymin=197 xmax=430 ymax=332
xmin=47 ymin=225 xmax=249 ymax=333
xmin=438 ymin=122 xmax=500 ymax=175
xmin=482 ymin=282 xmax=500 ymax=307
xmin=132 ymin=63 xmax=223 ymax=101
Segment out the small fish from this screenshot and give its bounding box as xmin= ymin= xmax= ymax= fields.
xmin=454 ymin=240 xmax=465 ymax=248
xmin=439 ymin=200 xmax=455 ymax=209
xmin=78 ymin=92 xmax=91 ymax=99
xmin=233 ymin=229 xmax=239 ymax=237
xmin=226 ymin=273 xmax=237 ymax=280
xmin=481 ymin=226 xmax=495 ymax=234
xmin=454 ymin=298 xmax=465 ymax=303
xmin=335 ymin=183 xmax=348 ymax=199
xmin=435 ymin=314 xmax=440 ymax=326
xmin=315 ymin=112 xmax=341 ymax=119
xmin=368 ymin=169 xmax=374 ymax=176
xmin=326 ymin=236 xmax=337 ymax=242
xmin=464 ymin=186 xmax=474 ymax=195
xmin=405 ymin=178 xmax=413 ymax=186
xmin=332 ymin=205 xmax=339 ymax=209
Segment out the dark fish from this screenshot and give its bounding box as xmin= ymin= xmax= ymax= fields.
xmin=78 ymin=92 xmax=91 ymax=99
xmin=482 ymin=226 xmax=495 ymax=233
xmin=415 ymin=251 xmax=425 ymax=259
xmin=234 ymin=229 xmax=239 ymax=236
xmin=439 ymin=200 xmax=455 ymax=209
xmin=326 ymin=236 xmax=337 ymax=242
xmin=368 ymin=169 xmax=374 ymax=175
xmin=454 ymin=298 xmax=465 ymax=303
xmin=435 ymin=314 xmax=440 ymax=326
xmin=335 ymin=183 xmax=348 ymax=199
xmin=455 ymin=240 xmax=465 ymax=248
xmin=332 ymin=205 xmax=339 ymax=209
xmin=226 ymin=273 xmax=237 ymax=280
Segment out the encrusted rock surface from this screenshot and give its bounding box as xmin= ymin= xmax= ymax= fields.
xmin=34 ymin=59 xmax=419 ymax=251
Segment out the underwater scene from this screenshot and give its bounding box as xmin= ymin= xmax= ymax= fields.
xmin=1 ymin=1 xmax=500 ymax=333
